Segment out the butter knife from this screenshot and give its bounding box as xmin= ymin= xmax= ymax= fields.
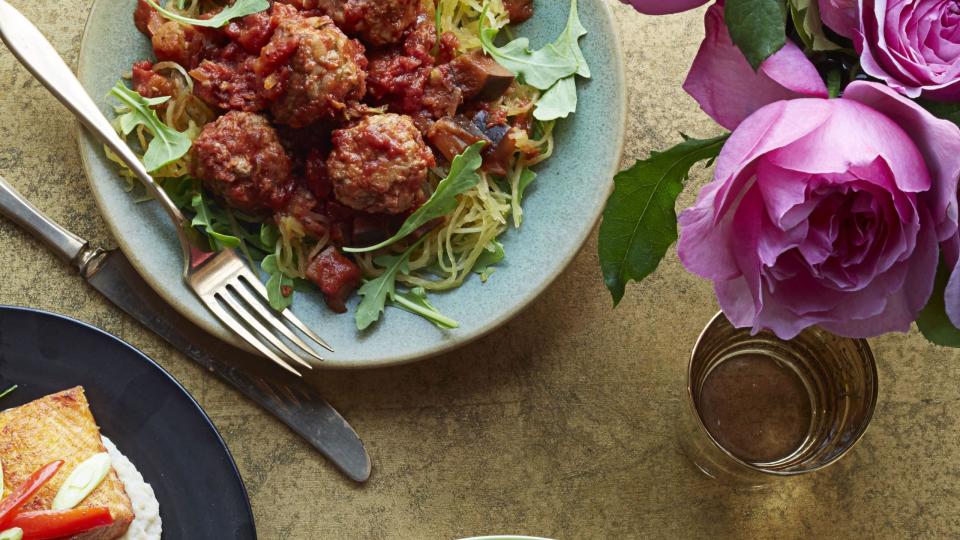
xmin=0 ymin=174 xmax=371 ymax=483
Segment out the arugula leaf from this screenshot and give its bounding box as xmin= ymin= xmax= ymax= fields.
xmin=260 ymin=223 xmax=280 ymax=251
xmin=391 ymin=287 xmax=460 ymax=330
xmin=145 ymin=0 xmax=269 ymax=28
xmin=918 ymin=256 xmax=960 ymax=347
xmin=344 ymin=142 xmax=485 ymax=253
xmin=555 ymin=0 xmax=590 ymax=78
xmin=534 ymin=76 xmax=577 ymax=121
xmin=110 ymin=82 xmax=192 ymax=172
xmin=599 ymin=134 xmax=729 ymax=305
xmin=190 ymin=193 xmax=243 ymax=250
xmin=161 ymin=176 xmax=199 ymax=208
xmin=0 ymin=385 xmax=17 ymax=400
xmin=724 ymin=0 xmax=787 ymax=70
xmin=479 ymin=5 xmax=578 ymax=90
xmin=511 ymin=168 xmax=537 ymax=227
xmin=473 ymin=240 xmax=505 ymax=282
xmin=516 ymin=168 xmax=537 ymax=207
xmin=261 ymin=254 xmax=295 ymax=311
xmin=483 ymin=0 xmax=588 ymax=121
xmin=355 ymin=238 xmax=426 ymax=330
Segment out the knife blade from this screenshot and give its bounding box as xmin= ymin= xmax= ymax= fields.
xmin=0 ymin=174 xmax=371 ymax=482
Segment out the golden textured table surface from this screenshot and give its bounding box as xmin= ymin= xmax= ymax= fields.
xmin=1 ymin=1 xmax=958 ymax=538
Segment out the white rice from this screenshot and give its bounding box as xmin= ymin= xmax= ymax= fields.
xmin=100 ymin=436 xmax=162 ymax=540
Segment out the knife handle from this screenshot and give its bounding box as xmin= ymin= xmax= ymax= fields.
xmin=0 ymin=174 xmax=102 ymax=273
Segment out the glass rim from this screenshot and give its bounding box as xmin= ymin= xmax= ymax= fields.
xmin=686 ymin=311 xmax=880 ymax=477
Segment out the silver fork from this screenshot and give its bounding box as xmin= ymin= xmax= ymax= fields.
xmin=0 ymin=0 xmax=332 ymax=376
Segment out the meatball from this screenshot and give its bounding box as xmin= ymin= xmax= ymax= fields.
xmin=320 ymin=0 xmax=419 ymax=47
xmin=192 ymin=111 xmax=294 ymax=213
xmin=327 ymin=113 xmax=434 ymax=215
xmin=266 ymin=15 xmax=368 ymax=127
xmin=366 ymin=19 xmax=462 ymax=121
xmin=279 ymin=0 xmax=419 ymax=46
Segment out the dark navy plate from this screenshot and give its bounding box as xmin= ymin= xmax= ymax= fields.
xmin=0 ymin=306 xmax=256 ymax=539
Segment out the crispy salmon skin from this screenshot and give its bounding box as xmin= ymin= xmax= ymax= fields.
xmin=0 ymin=387 xmax=134 ymax=539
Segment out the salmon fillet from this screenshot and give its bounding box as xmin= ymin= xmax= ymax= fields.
xmin=0 ymin=387 xmax=134 ymax=539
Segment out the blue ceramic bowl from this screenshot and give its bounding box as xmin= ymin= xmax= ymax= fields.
xmin=77 ymin=0 xmax=626 ymax=368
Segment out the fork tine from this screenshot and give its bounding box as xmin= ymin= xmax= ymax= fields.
xmin=241 ymin=274 xmax=335 ymax=352
xmin=217 ymin=291 xmax=314 ymax=371
xmin=229 ymin=278 xmax=325 ymax=362
xmin=203 ymin=296 xmax=302 ymax=377
xmin=281 ymin=309 xmax=335 ymax=353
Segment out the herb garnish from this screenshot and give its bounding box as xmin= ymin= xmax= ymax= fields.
xmin=109 ymin=82 xmax=192 ymax=173
xmin=392 ymin=287 xmax=459 ymax=330
xmin=261 ymin=254 xmax=295 ymax=311
xmin=479 ymin=0 xmax=590 ymax=121
xmin=145 ymin=0 xmax=270 ymax=29
xmin=345 ymin=142 xmax=486 ymax=254
xmin=0 ymin=385 xmax=17 ymax=400
xmin=473 ymin=240 xmax=505 ymax=282
xmin=355 ymin=237 xmax=459 ymax=330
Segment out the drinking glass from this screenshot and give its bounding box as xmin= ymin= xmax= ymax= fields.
xmin=680 ymin=312 xmax=878 ymax=484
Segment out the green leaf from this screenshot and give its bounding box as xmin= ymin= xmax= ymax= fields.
xmin=145 ymin=0 xmax=269 ymax=28
xmin=190 ymin=192 xmax=242 ymax=250
xmin=827 ymin=69 xmax=842 ymax=98
xmin=920 ymin=100 xmax=960 ymax=128
xmin=918 ymin=256 xmax=960 ymax=347
xmin=479 ymin=5 xmax=578 ymax=90
xmin=161 ymin=176 xmax=199 ymax=208
xmin=788 ymin=0 xmax=842 ymax=51
xmin=344 ymin=142 xmax=486 ymax=253
xmin=473 ymin=240 xmax=505 ymax=281
xmin=261 ymin=254 xmax=295 ymax=311
xmin=391 ymin=287 xmax=460 ymax=330
xmin=554 ymin=0 xmax=590 ymax=78
xmin=517 ymin=168 xmax=537 ymax=205
xmin=0 ymin=385 xmax=17 ymax=400
xmin=724 ymin=0 xmax=787 ymax=70
xmin=260 ymin=223 xmax=280 ymax=250
xmin=599 ymin=134 xmax=729 ymax=305
xmin=534 ymin=76 xmax=578 ymax=121
xmin=355 ymin=239 xmax=425 ymax=330
xmin=110 ymin=82 xmax=192 ymax=172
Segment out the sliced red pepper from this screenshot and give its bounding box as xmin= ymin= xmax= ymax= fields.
xmin=8 ymin=507 xmax=114 ymax=540
xmin=0 ymin=460 xmax=63 ymax=529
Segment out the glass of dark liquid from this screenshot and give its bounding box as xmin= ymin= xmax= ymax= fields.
xmin=681 ymin=312 xmax=878 ymax=484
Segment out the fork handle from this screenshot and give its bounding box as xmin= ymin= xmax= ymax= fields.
xmin=0 ymin=0 xmax=193 ymax=260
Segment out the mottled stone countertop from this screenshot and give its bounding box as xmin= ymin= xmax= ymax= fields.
xmin=0 ymin=1 xmax=958 ymax=538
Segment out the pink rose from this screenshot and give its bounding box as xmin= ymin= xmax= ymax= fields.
xmin=677 ymin=82 xmax=960 ymax=339
xmin=619 ymin=0 xmax=710 ymax=15
xmin=819 ymin=0 xmax=859 ymax=37
xmin=859 ymin=0 xmax=960 ymax=99
xmin=683 ymin=3 xmax=829 ymax=130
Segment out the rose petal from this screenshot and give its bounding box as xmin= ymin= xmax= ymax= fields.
xmin=682 ymin=4 xmax=828 ymax=130
xmin=819 ymin=0 xmax=859 ymax=38
xmin=677 ymin=101 xmax=830 ymax=281
xmin=857 ymin=0 xmax=960 ymax=99
xmin=843 ymin=81 xmax=960 ymax=242
xmin=619 ymin=0 xmax=710 ymax=15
